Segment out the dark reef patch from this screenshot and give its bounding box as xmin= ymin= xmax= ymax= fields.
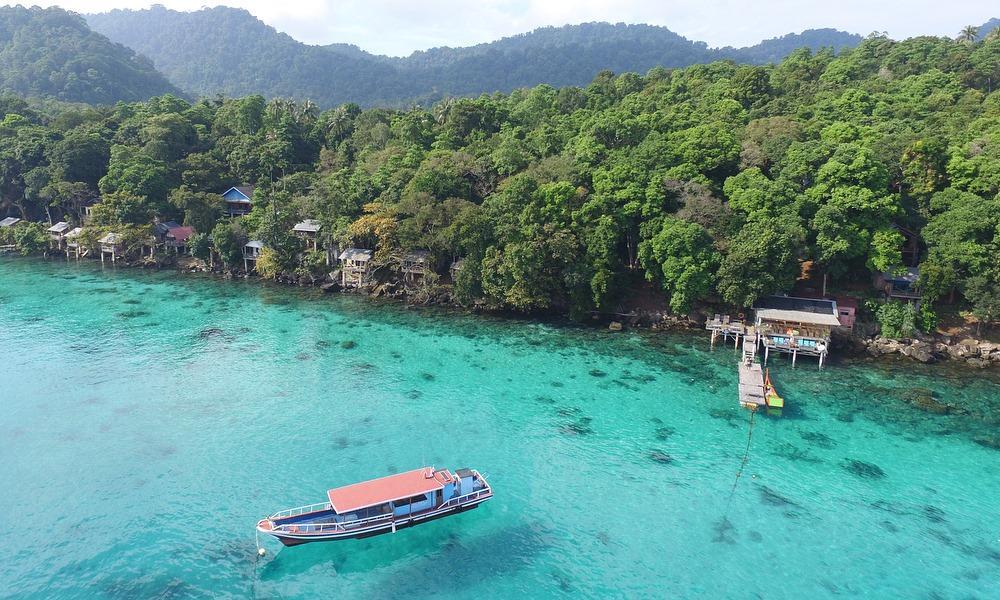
xmin=711 ymin=517 xmax=736 ymax=544
xmin=798 ymin=430 xmax=836 ymax=449
xmin=648 ymin=450 xmax=673 ymax=464
xmin=842 ymin=459 xmax=886 ymax=479
xmin=654 ymin=426 xmax=676 ymax=441
xmin=757 ymin=485 xmax=800 ymax=508
xmin=340 ymin=340 xmax=357 ymax=349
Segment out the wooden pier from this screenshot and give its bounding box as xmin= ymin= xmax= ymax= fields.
xmin=706 ymin=314 xmax=746 ymax=349
xmin=738 ymin=362 xmax=766 ymax=410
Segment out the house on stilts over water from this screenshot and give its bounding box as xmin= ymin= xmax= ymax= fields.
xmin=753 ymin=296 xmax=841 ymax=368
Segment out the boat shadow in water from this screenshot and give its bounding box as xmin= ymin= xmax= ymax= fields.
xmin=258 ymin=519 xmax=555 ymax=591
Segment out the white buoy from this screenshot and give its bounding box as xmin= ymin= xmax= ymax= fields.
xmin=258 ymin=547 xmax=266 ymax=557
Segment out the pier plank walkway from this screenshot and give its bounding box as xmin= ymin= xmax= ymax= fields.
xmin=738 ymin=362 xmax=766 ymax=410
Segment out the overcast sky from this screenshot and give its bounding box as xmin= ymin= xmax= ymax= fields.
xmin=41 ymin=1 xmax=998 ymax=56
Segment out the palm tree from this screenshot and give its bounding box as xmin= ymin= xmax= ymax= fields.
xmin=957 ymin=25 xmax=979 ymax=44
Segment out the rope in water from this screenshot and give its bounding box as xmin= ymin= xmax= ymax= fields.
xmin=724 ymin=408 xmax=757 ymax=513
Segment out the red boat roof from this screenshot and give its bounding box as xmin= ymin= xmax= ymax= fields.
xmin=327 ymin=467 xmax=452 ymax=513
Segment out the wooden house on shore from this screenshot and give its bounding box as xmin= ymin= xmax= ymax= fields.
xmin=48 ymin=222 xmax=71 ymax=249
xmin=449 ymin=259 xmax=465 ymax=281
xmin=338 ymin=248 xmax=373 ymax=287
xmin=754 ymin=296 xmax=841 ymax=367
xmin=64 ymin=227 xmax=85 ymax=258
xmin=99 ymin=233 xmax=123 ymax=263
xmin=244 ymin=240 xmax=264 ymax=272
xmin=875 ymin=267 xmax=921 ymax=304
xmin=222 ymin=186 xmax=254 ymax=217
xmin=164 ymin=225 xmax=194 ymax=254
xmin=0 ymin=216 xmax=21 ymax=228
xmin=293 ymin=219 xmax=321 ymax=251
xmin=402 ymin=250 xmax=432 ymax=282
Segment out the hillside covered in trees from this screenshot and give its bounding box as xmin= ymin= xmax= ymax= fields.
xmin=2 ymin=32 xmax=999 ymax=326
xmin=87 ymin=6 xmax=862 ymax=107
xmin=0 ymin=6 xmax=180 ymax=104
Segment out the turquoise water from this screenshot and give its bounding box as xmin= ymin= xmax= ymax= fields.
xmin=2 ymin=257 xmax=999 ymax=599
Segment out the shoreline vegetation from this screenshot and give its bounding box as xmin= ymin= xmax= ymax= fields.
xmin=1 ymin=31 xmax=998 ymax=368
xmin=5 ymin=250 xmax=999 ymax=369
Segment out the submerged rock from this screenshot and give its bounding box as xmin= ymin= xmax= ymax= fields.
xmin=654 ymin=426 xmax=676 ymax=441
xmin=711 ymin=516 xmax=736 ymax=544
xmin=842 ymin=458 xmax=886 ymax=479
xmin=648 ymin=450 xmax=673 ymax=464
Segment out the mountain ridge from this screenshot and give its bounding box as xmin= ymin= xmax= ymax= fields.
xmin=86 ymin=6 xmax=863 ymax=107
xmin=0 ymin=5 xmax=180 ymax=104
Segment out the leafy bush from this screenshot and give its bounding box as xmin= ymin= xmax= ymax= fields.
xmin=916 ymin=303 xmax=938 ymax=333
xmin=875 ymin=301 xmax=916 ymax=339
xmin=13 ymin=222 xmax=48 ymax=255
xmin=254 ymin=246 xmax=280 ymax=280
xmin=187 ymin=232 xmax=211 ymax=260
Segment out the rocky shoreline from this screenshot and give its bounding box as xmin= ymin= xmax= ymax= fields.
xmin=22 ymin=252 xmax=1000 ymax=369
xmin=860 ymin=335 xmax=1000 ymax=368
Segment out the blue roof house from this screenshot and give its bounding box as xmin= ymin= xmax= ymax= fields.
xmin=222 ymin=186 xmax=254 ymax=217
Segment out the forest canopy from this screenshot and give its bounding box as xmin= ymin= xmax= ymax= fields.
xmin=0 ymin=6 xmax=180 ymax=104
xmin=1 ymin=31 xmax=999 ymax=319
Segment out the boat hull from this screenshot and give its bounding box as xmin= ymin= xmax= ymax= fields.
xmin=261 ymin=495 xmax=491 ymax=546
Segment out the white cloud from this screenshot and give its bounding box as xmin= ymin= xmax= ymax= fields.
xmin=37 ymin=1 xmax=998 ymax=56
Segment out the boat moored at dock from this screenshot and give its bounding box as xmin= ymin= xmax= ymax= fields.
xmin=256 ymin=467 xmax=492 ymax=546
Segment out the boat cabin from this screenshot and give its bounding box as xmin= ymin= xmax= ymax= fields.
xmin=754 ymin=296 xmax=840 ymax=367
xmin=338 ymin=248 xmax=373 ymax=287
xmin=222 ymin=186 xmax=254 ymax=217
xmin=401 ymin=250 xmax=431 ymax=281
xmin=293 ymin=219 xmax=322 ymax=250
xmin=244 ymin=240 xmax=264 ymax=272
xmin=99 ymin=232 xmax=123 ymax=263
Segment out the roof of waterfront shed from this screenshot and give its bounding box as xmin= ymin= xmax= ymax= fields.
xmin=99 ymin=233 xmax=121 ymax=244
xmin=245 ymin=240 xmax=264 ymax=249
xmin=293 ymin=219 xmax=321 ymax=233
xmin=327 ymin=467 xmax=452 ymax=513
xmin=754 ymin=296 xmax=841 ymax=327
xmin=154 ymin=221 xmax=181 ymax=236
xmin=48 ymin=221 xmax=70 ymax=233
xmin=0 ymin=216 xmax=20 ymax=227
xmin=339 ymin=248 xmax=372 ymax=261
xmin=166 ymin=226 xmax=194 ymax=242
xmin=65 ymin=227 xmax=84 ymax=239
xmin=404 ymin=250 xmax=431 ymax=262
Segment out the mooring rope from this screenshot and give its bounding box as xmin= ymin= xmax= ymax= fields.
xmin=724 ymin=408 xmax=757 ymax=513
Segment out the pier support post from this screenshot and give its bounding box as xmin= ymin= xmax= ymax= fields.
xmin=792 ymin=349 xmax=797 ymax=367
xmin=819 ymin=352 xmax=825 ymax=369
xmin=764 ymin=346 xmax=769 ymax=366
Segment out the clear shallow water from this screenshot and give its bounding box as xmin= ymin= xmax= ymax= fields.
xmin=1 ymin=257 xmax=999 ymax=600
